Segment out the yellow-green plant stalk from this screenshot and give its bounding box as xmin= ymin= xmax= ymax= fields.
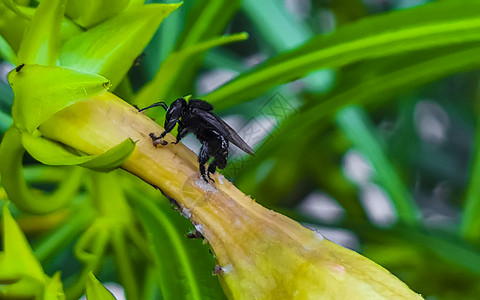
xmin=36 ymin=91 xmax=423 ymax=299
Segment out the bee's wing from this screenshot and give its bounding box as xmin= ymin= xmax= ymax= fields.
xmin=194 ymin=109 xmax=255 ymax=155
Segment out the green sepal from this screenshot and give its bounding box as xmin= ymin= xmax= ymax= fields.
xmin=86 ymin=272 xmax=116 ymax=300
xmin=80 ymin=138 xmax=136 ymax=172
xmin=66 ymin=0 xmax=130 ymax=28
xmin=60 ymin=3 xmax=181 ymax=89
xmin=22 ymin=134 xmax=136 ymax=172
xmin=17 ymin=0 xmax=67 ymax=66
xmin=8 ymin=64 xmax=110 ymax=134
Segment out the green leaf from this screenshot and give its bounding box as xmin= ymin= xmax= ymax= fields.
xmin=44 ymin=272 xmax=65 ymax=300
xmin=0 ymin=34 xmax=17 ymax=64
xmin=60 ymin=3 xmax=181 ymax=89
xmin=236 ymin=42 xmax=480 ymax=191
xmin=8 ymin=64 xmax=110 ymax=134
xmin=86 ymin=272 xmax=116 ymax=300
xmin=241 ymin=0 xmax=329 ymax=93
xmin=17 ymin=0 xmax=66 ymax=66
xmin=0 ymin=207 xmax=65 ymax=300
xmin=0 ymin=205 xmax=44 ymax=281
xmin=205 ymin=1 xmax=480 ymax=108
xmin=461 ymin=120 xmax=480 ymax=241
xmin=0 ymin=110 xmax=12 ymax=133
xmin=134 ymin=32 xmax=248 ymax=108
xmin=175 ymin=0 xmax=240 ymax=49
xmin=66 ymin=0 xmax=130 ymax=28
xmin=130 ymin=192 xmax=226 ymax=300
xmin=1 ymin=0 xmax=28 ymax=18
xmin=241 ymin=0 xmax=312 ymax=52
xmin=22 ymin=134 xmax=136 ymax=172
xmin=336 ymin=106 xmax=420 ymax=227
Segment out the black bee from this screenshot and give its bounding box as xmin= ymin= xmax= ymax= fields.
xmin=139 ymin=98 xmax=254 ymax=182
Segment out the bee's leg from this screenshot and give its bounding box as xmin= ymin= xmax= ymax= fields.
xmin=149 ymin=132 xmax=168 ymax=146
xmin=199 ymin=141 xmax=210 ymax=182
xmin=207 ymin=136 xmax=228 ymax=181
xmin=207 ymin=162 xmax=217 ymax=182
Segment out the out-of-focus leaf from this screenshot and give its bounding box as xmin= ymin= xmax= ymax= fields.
xmin=0 ymin=127 xmax=84 ymax=214
xmin=135 ymin=32 xmax=248 ymax=108
xmin=150 ymin=0 xmax=241 ymax=104
xmin=336 ymin=106 xmax=420 ymax=226
xmin=0 ymin=206 xmax=66 ymax=299
xmin=242 ymin=0 xmax=312 ymax=52
xmin=17 ymin=0 xmax=66 ymax=66
xmin=1 ymin=0 xmax=27 ymax=18
xmin=22 ymin=134 xmax=135 ymax=172
xmin=86 ymin=272 xmax=116 ymax=300
xmin=131 ymin=193 xmax=226 ymax=300
xmin=0 ymin=3 xmax=30 ymax=52
xmin=66 ymin=0 xmax=130 ymax=28
xmin=44 ymin=272 xmax=65 ymax=300
xmin=0 ymin=110 xmax=12 ymax=133
xmin=175 ymin=0 xmax=240 ymax=49
xmin=205 ymin=1 xmax=480 ymax=109
xmin=236 ymin=43 xmax=480 ymax=193
xmin=0 ymin=34 xmax=16 ymax=63
xmin=1 ymin=205 xmax=44 ymax=281
xmin=461 ymin=120 xmax=480 ymax=241
xmin=242 ymin=0 xmax=331 ymax=93
xmin=60 ymin=3 xmax=181 ymax=89
xmin=34 ymin=206 xmax=93 ymax=263
xmin=8 ymin=64 xmax=110 ymax=134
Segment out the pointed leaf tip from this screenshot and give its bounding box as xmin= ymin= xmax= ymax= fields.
xmin=86 ymin=272 xmax=116 ymax=300
xmin=1 ymin=205 xmax=45 ymax=282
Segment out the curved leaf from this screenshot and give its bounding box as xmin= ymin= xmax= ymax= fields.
xmin=60 ymin=3 xmax=181 ymax=88
xmin=17 ymin=0 xmax=66 ymax=66
xmin=205 ymin=1 xmax=480 ymax=108
xmin=0 ymin=127 xmax=83 ymax=214
xmin=8 ymin=64 xmax=110 ymax=133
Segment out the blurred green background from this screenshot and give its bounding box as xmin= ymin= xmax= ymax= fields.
xmin=2 ymin=0 xmax=480 ymax=299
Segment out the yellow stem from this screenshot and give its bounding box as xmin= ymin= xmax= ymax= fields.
xmin=39 ymin=91 xmax=422 ymax=299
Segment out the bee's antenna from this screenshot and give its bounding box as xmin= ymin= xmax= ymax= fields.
xmin=138 ymin=101 xmax=168 ymax=112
